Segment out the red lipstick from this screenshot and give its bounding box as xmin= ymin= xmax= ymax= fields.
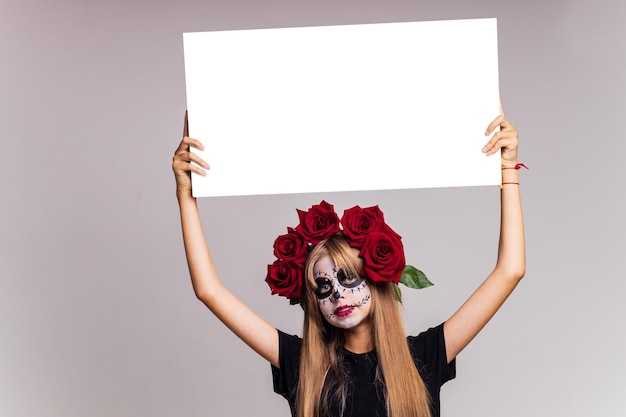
xmin=334 ymin=305 xmax=355 ymax=317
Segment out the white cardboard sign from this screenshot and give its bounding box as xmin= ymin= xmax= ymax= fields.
xmin=183 ymin=18 xmax=501 ymax=197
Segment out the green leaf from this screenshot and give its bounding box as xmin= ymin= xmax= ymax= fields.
xmin=400 ymin=265 xmax=434 ymax=289
xmin=392 ymin=283 xmax=403 ymax=304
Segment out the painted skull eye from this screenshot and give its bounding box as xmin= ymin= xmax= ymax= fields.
xmin=315 ymin=278 xmax=333 ymax=299
xmin=337 ymin=269 xmax=364 ymax=288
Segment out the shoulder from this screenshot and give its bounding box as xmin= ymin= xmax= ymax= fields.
xmin=277 ymin=329 xmax=302 ymax=349
xmin=407 ymin=323 xmax=456 ymax=417
xmin=272 ymin=330 xmax=303 ymax=404
xmin=275 ymin=329 xmax=303 ymax=369
xmin=407 ymin=323 xmax=455 ymax=384
xmin=407 ymin=323 xmax=446 ymax=360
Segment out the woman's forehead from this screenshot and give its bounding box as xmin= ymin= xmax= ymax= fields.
xmin=313 ymin=255 xmax=336 ymax=275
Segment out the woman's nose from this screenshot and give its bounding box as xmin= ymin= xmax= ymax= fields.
xmin=331 ymin=279 xmax=341 ymax=301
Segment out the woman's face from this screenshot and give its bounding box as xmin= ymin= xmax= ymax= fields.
xmin=313 ymin=255 xmax=372 ymax=330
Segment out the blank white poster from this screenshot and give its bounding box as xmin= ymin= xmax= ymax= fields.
xmin=183 ymin=18 xmax=501 ymax=197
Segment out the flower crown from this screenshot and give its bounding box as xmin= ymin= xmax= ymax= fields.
xmin=265 ymin=201 xmax=433 ymax=305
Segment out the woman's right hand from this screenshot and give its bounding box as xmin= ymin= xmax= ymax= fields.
xmin=172 ymin=111 xmax=210 ymax=197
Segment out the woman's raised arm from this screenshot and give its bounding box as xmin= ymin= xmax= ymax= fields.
xmin=173 ymin=113 xmax=279 ymax=367
xmin=443 ymin=113 xmax=526 ymax=362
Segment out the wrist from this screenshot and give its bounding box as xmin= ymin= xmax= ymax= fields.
xmin=500 ymin=162 xmax=527 ymax=185
xmin=501 ymin=170 xmax=520 ymax=183
xmin=176 ymin=188 xmax=195 ymax=203
xmin=502 ymin=162 xmax=528 ymax=171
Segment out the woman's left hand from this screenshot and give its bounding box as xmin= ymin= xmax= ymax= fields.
xmin=482 ymin=114 xmax=519 ymax=168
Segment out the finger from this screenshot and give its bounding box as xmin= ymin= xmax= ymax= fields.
xmin=485 ymin=139 xmax=507 ymax=156
xmin=183 ymin=110 xmax=189 ymax=138
xmin=484 ymin=139 xmax=504 ymax=156
xmin=499 ymin=116 xmax=512 ymax=130
xmin=187 ymin=151 xmax=211 ymax=169
xmin=485 ymin=114 xmax=504 ymax=136
xmin=482 ymin=130 xmax=502 ymax=153
xmin=174 ymin=136 xmax=205 ymax=155
xmin=174 ymin=150 xmax=210 ymax=169
xmin=185 ymin=161 xmax=207 ymax=176
xmin=173 ymin=159 xmax=207 ymax=177
xmin=482 ymin=130 xmax=505 ymax=154
xmin=483 ymin=128 xmax=518 ymax=153
xmin=182 ymin=136 xmax=205 ymax=151
xmin=499 ymin=94 xmax=504 ymax=115
xmin=173 ymin=155 xmax=208 ymax=177
xmin=485 ymin=136 xmax=518 ymax=156
xmin=485 ymin=114 xmax=516 ymax=137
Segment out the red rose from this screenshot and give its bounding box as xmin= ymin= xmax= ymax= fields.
xmin=273 ymin=227 xmax=308 ymax=264
xmin=379 ymin=223 xmax=402 ymax=242
xmin=359 ymin=231 xmax=406 ymax=283
xmin=265 ymin=260 xmax=303 ymax=300
xmin=295 ymin=201 xmax=341 ymax=245
xmin=341 ymin=205 xmax=386 ymax=247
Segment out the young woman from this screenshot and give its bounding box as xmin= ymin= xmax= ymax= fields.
xmin=172 ymin=112 xmax=525 ymax=417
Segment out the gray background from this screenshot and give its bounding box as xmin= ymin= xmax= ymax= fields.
xmin=1 ymin=0 xmax=624 ymax=416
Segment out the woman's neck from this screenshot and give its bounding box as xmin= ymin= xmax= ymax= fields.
xmin=342 ymin=321 xmax=374 ymax=353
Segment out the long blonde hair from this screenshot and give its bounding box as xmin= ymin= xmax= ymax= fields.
xmin=296 ymin=234 xmax=431 ymax=417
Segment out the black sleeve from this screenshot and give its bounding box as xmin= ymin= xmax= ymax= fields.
xmin=408 ymin=323 xmax=456 ymax=417
xmin=271 ymin=330 xmax=302 ymax=410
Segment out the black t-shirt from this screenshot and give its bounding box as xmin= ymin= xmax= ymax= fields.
xmin=272 ymin=323 xmax=456 ymax=417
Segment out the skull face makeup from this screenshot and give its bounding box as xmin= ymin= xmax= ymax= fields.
xmin=313 ymin=255 xmax=372 ymax=330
